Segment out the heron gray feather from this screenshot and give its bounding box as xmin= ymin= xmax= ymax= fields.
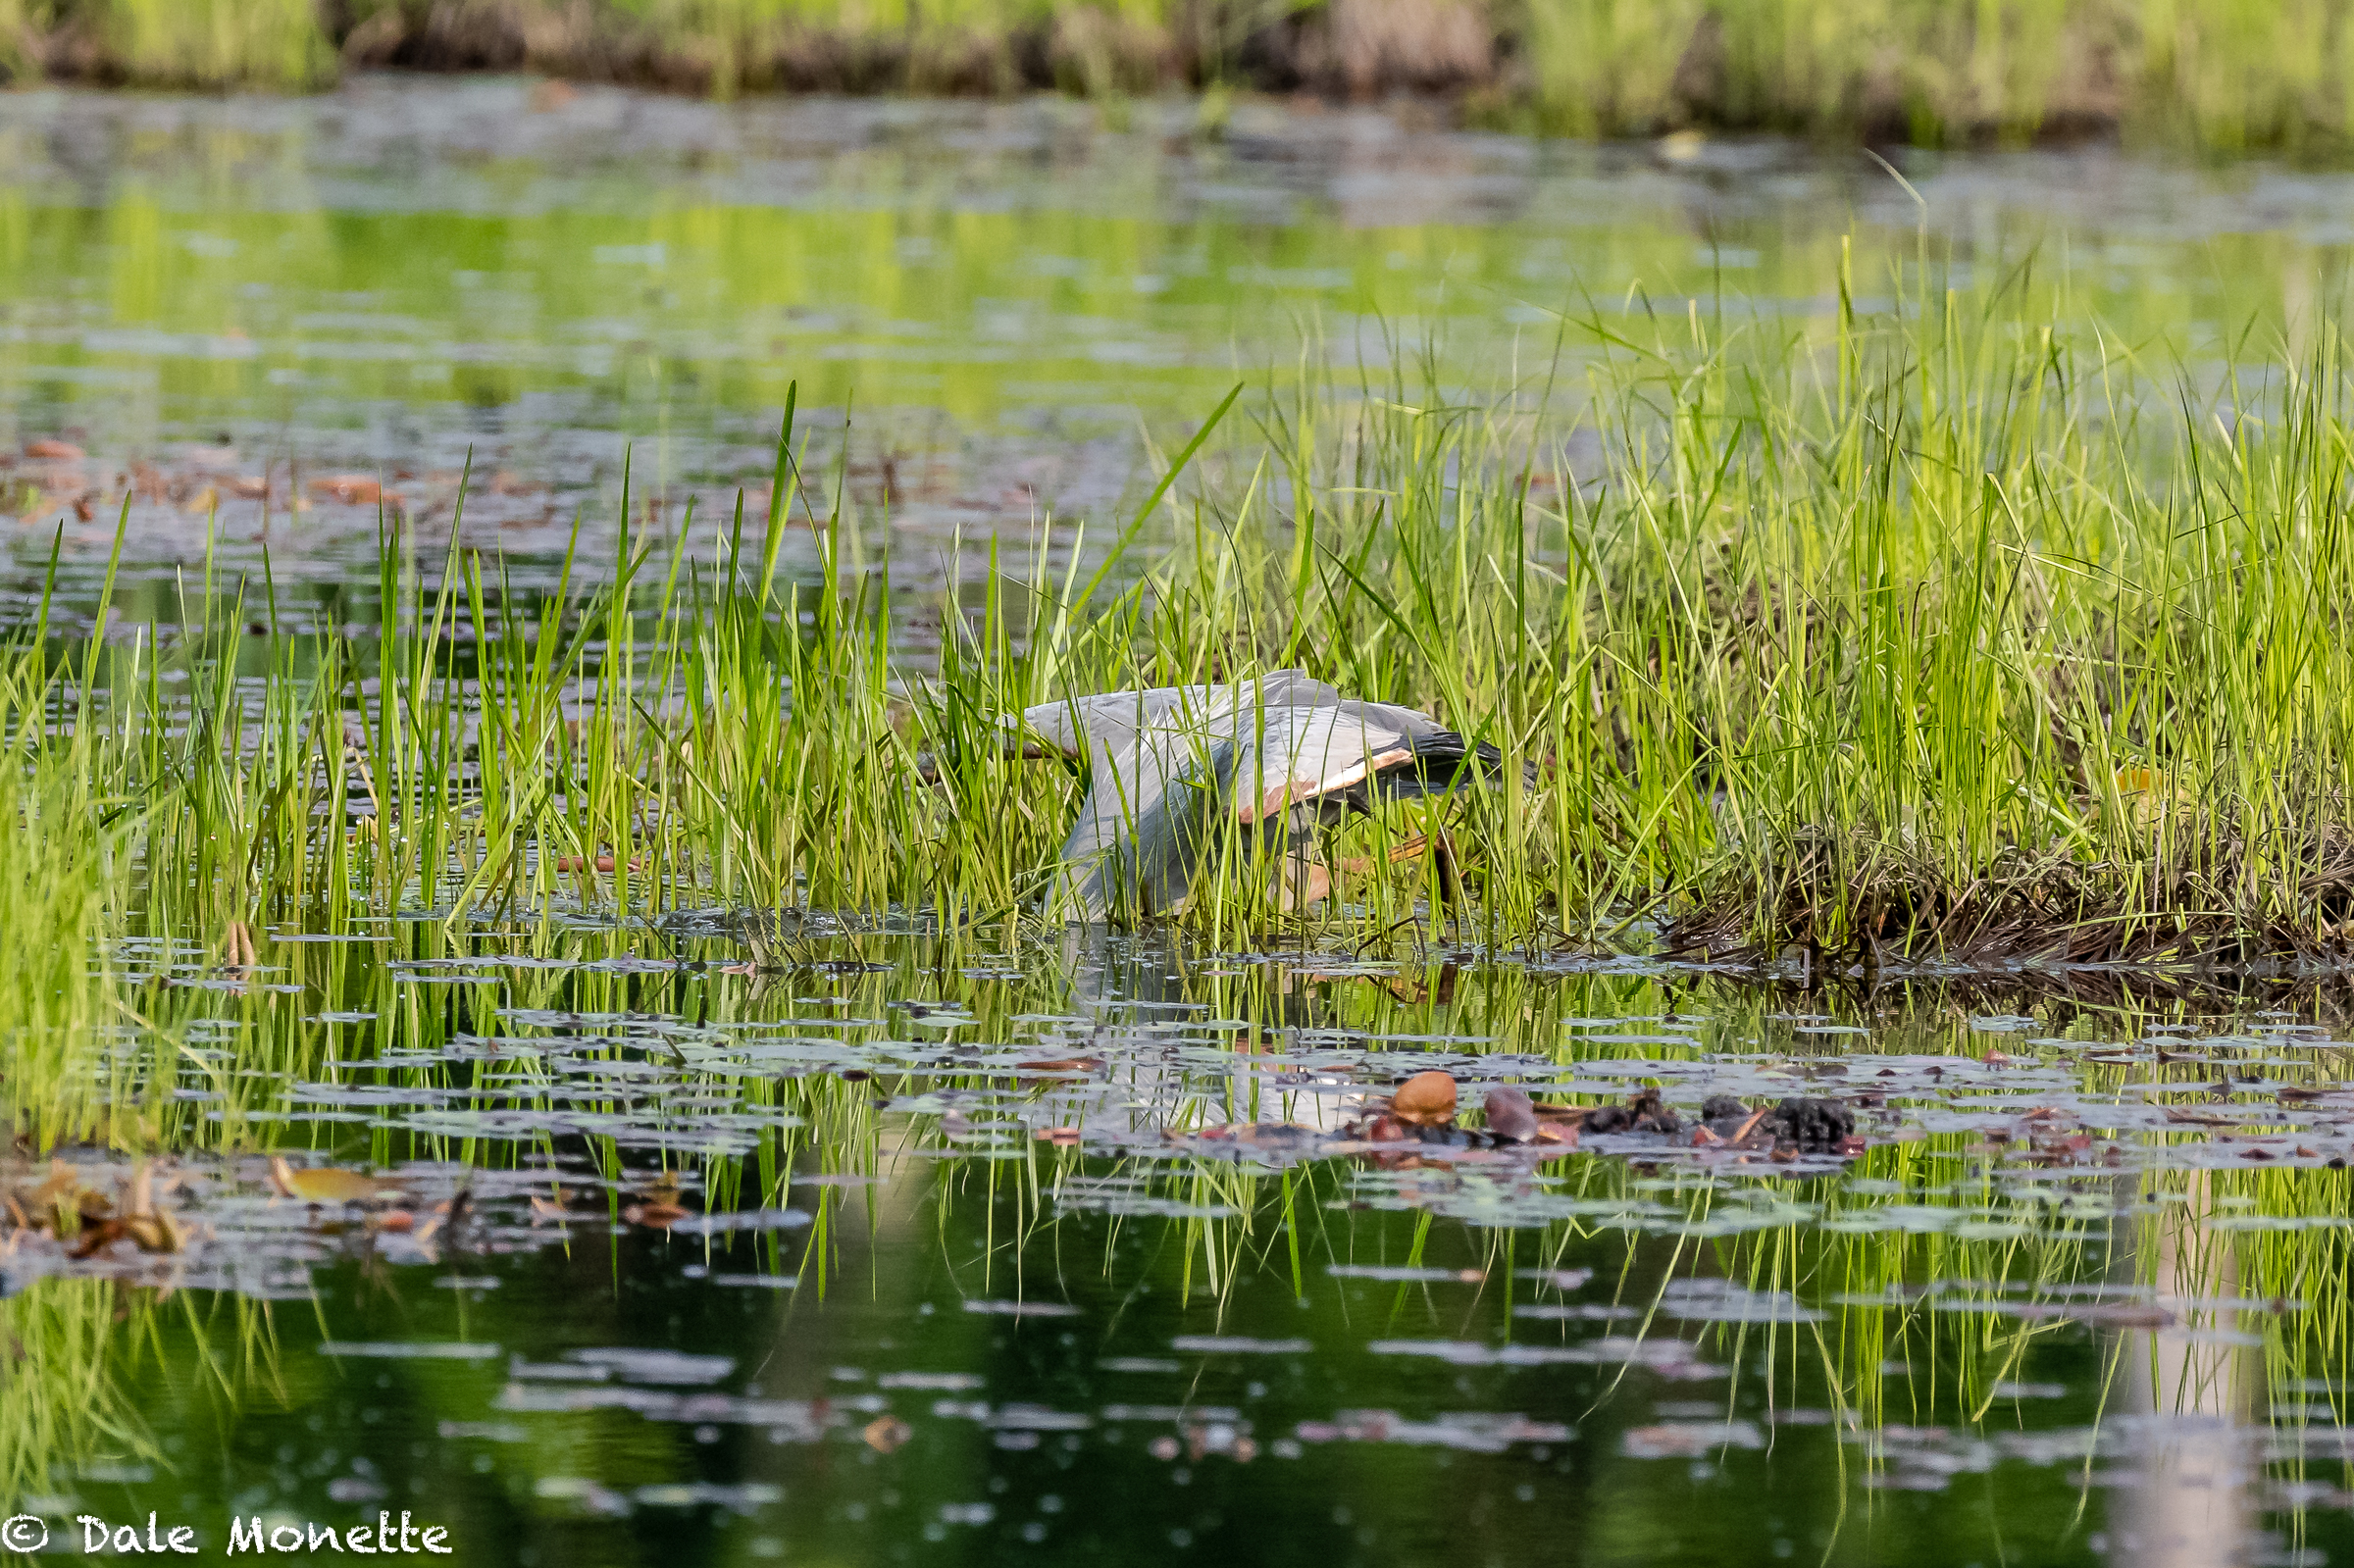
xmin=1028 ymin=672 xmax=1470 ymax=921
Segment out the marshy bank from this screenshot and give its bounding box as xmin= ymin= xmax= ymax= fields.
xmin=14 ymin=0 xmax=2354 ymax=150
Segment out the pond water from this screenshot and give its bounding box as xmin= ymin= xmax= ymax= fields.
xmin=10 ymin=78 xmax=2354 ymax=1568
xmin=4 ymin=76 xmax=2353 ymax=607
xmin=11 ymin=918 xmax=2354 ymax=1566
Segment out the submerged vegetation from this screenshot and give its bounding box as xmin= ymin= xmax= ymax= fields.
xmin=7 ymin=0 xmax=2354 ymax=148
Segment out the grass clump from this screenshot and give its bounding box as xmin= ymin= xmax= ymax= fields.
xmin=1034 ymin=279 xmax=2349 ymax=966
xmin=0 ymin=0 xmax=334 ymax=86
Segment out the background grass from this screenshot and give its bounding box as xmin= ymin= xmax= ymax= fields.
xmin=8 ymin=0 xmax=2354 ymax=149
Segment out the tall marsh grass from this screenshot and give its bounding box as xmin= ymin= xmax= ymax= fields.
xmin=1133 ymin=273 xmax=2354 ymax=962
xmin=7 ymin=263 xmax=2354 ymax=972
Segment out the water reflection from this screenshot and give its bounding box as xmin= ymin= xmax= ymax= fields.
xmin=8 ymin=916 xmax=2354 ymax=1563
xmin=13 ymin=82 xmax=2354 ymax=1557
xmin=2110 ymin=1174 xmax=2261 ymax=1568
xmin=5 ymin=81 xmax=2352 ymax=604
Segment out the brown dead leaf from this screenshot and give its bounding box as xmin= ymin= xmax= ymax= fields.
xmin=26 ymin=439 xmax=83 ymax=461
xmin=71 ymin=1218 xmax=128 ymax=1259
xmin=30 ymin=1162 xmax=82 ymax=1209
xmin=622 ymin=1202 xmax=689 ymax=1229
xmin=1483 ymin=1087 xmax=1540 ymax=1141
xmin=1392 ymin=1071 xmax=1458 ymax=1126
xmin=125 ymin=1161 xmax=163 ymax=1227
xmin=122 ymin=1213 xmax=181 ymax=1253
xmin=862 ymin=1416 xmax=911 ymax=1453
xmin=1033 ymin=1127 xmax=1083 ymax=1147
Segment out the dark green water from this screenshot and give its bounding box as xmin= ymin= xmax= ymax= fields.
xmin=10 ymin=918 xmax=2353 ymax=1566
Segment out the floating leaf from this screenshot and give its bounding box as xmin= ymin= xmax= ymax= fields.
xmin=271 ymin=1158 xmax=396 ymax=1205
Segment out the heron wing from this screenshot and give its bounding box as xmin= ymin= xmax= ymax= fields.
xmin=1227 ymin=707 xmax=1416 ymax=823
xmin=1049 ymin=733 xmax=1212 ymax=919
xmin=1328 ymin=695 xmax=1454 ymax=741
xmin=1017 ymin=683 xmax=1223 ymax=757
xmin=1035 ymin=680 xmax=1468 ymax=921
xmin=1203 ymin=671 xmax=1452 ymax=742
xmin=1353 ymin=730 xmax=1519 ymax=799
xmin=1022 ymin=672 xmax=1448 ymax=755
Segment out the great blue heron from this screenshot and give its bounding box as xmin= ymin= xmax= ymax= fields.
xmin=999 ymin=670 xmax=1515 ymax=921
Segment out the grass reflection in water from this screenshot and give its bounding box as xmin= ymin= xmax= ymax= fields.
xmin=7 ymin=921 xmax=2354 ymax=1566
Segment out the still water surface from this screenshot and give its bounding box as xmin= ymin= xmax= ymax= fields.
xmin=4 ymin=77 xmax=2353 ymax=599
xmin=12 ymin=919 xmax=2354 ymax=1567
